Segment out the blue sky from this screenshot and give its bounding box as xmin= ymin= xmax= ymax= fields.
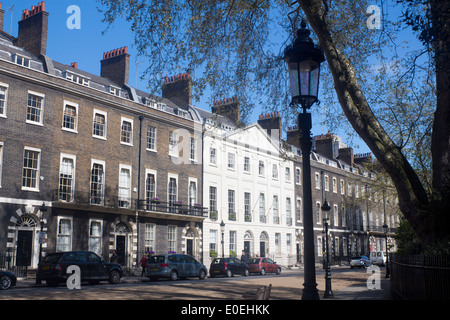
xmin=1 ymin=0 xmax=421 ymax=155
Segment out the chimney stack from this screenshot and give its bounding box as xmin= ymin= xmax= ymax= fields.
xmin=287 ymin=126 xmax=301 ymax=149
xmin=314 ymin=132 xmax=335 ymax=159
xmin=15 ymin=1 xmax=48 ymax=57
xmin=258 ymin=112 xmax=282 ymax=141
xmin=211 ymin=97 xmax=241 ymax=124
xmin=100 ymin=46 xmax=130 ymax=87
xmin=338 ymin=147 xmax=354 ymax=167
xmin=162 ymin=73 xmax=193 ymax=110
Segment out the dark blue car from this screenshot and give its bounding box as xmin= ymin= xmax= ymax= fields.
xmin=37 ymin=251 xmax=123 ymax=286
xmin=0 ymin=271 xmax=17 ymax=290
xmin=209 ymin=257 xmax=249 ymax=278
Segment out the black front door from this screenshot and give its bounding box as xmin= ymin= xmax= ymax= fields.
xmin=16 ymin=230 xmax=33 ymax=266
xmin=186 ymin=239 xmax=193 ymax=257
xmin=244 ymin=241 xmax=250 ymax=257
xmin=260 ymin=241 xmax=266 ymax=257
xmin=116 ymin=235 xmax=126 ymax=265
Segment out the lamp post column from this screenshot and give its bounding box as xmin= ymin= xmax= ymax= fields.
xmin=299 ymin=109 xmax=320 ymax=300
xmin=323 ymin=216 xmax=333 ymax=298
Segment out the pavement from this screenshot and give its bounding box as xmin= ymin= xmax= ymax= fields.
xmin=11 ymin=266 xmax=391 ymax=300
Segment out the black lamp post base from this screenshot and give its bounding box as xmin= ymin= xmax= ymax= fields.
xmin=302 ymin=282 xmax=320 ymax=300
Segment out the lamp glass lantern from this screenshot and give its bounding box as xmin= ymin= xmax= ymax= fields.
xmin=284 ymin=21 xmax=325 ymax=110
xmin=321 ymin=200 xmax=331 ymax=219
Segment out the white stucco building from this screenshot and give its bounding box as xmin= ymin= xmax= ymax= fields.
xmin=198 ymin=106 xmax=297 ymax=268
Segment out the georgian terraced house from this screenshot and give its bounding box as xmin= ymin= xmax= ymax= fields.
xmin=0 ymin=2 xmax=205 ymax=270
xmin=0 ymin=2 xmax=400 ymax=272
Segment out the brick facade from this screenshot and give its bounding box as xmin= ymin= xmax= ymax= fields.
xmin=0 ymin=2 xmax=204 ymax=269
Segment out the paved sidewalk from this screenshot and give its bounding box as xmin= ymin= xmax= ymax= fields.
xmin=326 ymin=278 xmax=390 ymax=300
xmin=12 ymin=267 xmax=390 ymax=300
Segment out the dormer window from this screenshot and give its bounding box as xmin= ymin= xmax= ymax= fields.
xmin=174 ymin=108 xmax=188 ymax=118
xmin=12 ymin=54 xmax=30 ymax=67
xmin=63 ymin=70 xmax=90 ymax=86
xmin=108 ymin=86 xmax=121 ymax=97
xmin=145 ymin=98 xmax=165 ymax=111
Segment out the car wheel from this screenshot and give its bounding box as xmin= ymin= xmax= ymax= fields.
xmin=109 ymin=270 xmax=121 ymax=284
xmin=199 ymin=269 xmax=206 ymax=280
xmin=276 ymin=267 xmax=281 ymax=275
xmin=260 ymin=268 xmax=266 ymax=276
xmin=170 ymin=270 xmax=178 ymax=281
xmin=225 ymin=269 xmax=232 ymax=277
xmin=243 ymin=269 xmax=249 ymax=277
xmin=0 ymin=275 xmax=12 ymax=290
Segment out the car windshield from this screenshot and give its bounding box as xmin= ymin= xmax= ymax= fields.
xmin=43 ymin=253 xmax=64 ymax=263
xmin=351 ymin=256 xmax=362 ymax=260
xmin=211 ymin=258 xmax=224 ymax=264
xmin=247 ymin=258 xmax=260 ymax=264
xmin=148 ymin=255 xmax=166 ymax=263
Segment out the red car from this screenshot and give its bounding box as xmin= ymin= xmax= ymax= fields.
xmin=247 ymin=257 xmax=281 ymax=275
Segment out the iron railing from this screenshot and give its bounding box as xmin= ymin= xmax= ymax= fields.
xmin=137 ymin=199 xmax=207 ymax=218
xmin=0 ymin=252 xmax=28 ymax=278
xmin=51 ymin=190 xmax=207 ymax=218
xmin=390 ymin=253 xmax=450 ymax=300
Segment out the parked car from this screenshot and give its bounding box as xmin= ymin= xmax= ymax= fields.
xmin=371 ymin=251 xmax=387 ymax=266
xmin=350 ymin=256 xmax=372 ymax=268
xmin=0 ymin=271 xmax=17 ymax=290
xmin=247 ymin=257 xmax=281 ymax=275
xmin=209 ymin=257 xmax=249 ymax=278
xmin=36 ymin=251 xmax=123 ymax=286
xmin=146 ymin=254 xmax=207 ymax=281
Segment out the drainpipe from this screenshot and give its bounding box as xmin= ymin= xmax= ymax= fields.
xmin=136 ymin=115 xmax=144 ymax=266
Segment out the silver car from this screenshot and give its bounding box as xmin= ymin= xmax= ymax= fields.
xmin=146 ymin=254 xmax=207 ymax=281
xmin=350 ymin=256 xmax=372 ymax=268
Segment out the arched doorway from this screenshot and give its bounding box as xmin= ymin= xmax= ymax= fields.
xmin=15 ymin=215 xmax=38 ymax=267
xmin=113 ymin=222 xmax=130 ymax=266
xmin=185 ymin=228 xmax=196 ymax=257
xmin=8 ymin=206 xmax=44 ymax=269
xmin=182 ymin=223 xmax=202 ymax=261
xmin=243 ymin=231 xmax=253 ymax=258
xmin=259 ymin=232 xmax=269 ymax=257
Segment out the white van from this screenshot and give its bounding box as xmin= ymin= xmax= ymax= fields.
xmin=370 ymin=251 xmax=387 ymax=266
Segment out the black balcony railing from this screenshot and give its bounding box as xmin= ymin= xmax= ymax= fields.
xmin=137 ymin=199 xmax=207 ymax=217
xmin=52 ymin=189 xmax=134 ymax=209
xmin=51 ymin=190 xmax=207 ymax=218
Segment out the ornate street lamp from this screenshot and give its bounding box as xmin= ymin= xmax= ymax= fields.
xmin=321 ymin=200 xmax=333 ymax=298
xmin=36 ymin=202 xmax=47 ymax=285
xmin=284 ymin=20 xmax=325 ymax=300
xmin=220 ymin=220 xmax=225 ymax=258
xmin=284 ymin=20 xmax=325 ymax=112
